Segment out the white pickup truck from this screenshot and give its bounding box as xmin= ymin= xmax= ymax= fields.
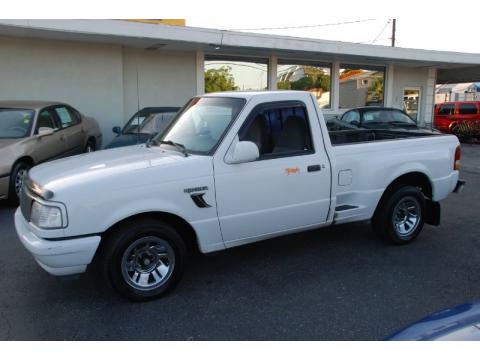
xmin=15 ymin=91 xmax=464 ymax=301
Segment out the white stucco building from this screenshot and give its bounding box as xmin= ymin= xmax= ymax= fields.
xmin=0 ymin=19 xmax=479 ymax=146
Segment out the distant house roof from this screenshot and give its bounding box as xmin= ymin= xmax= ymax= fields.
xmin=436 ymin=82 xmax=480 ymax=93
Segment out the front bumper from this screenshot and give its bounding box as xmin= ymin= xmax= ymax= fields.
xmin=14 ymin=208 xmax=101 ymax=276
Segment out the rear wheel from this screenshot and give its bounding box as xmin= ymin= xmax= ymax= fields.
xmin=8 ymin=161 xmax=31 ymax=206
xmin=84 ymin=139 xmax=95 ymax=153
xmin=372 ymin=186 xmax=425 ymax=245
xmin=101 ymin=218 xmax=187 ymax=301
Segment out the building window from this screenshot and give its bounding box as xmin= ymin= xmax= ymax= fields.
xmin=403 ymin=88 xmax=421 ymax=121
xmin=339 ymin=64 xmax=385 ymax=108
xmin=204 ymin=55 xmax=268 ymax=93
xmin=277 ymin=60 xmax=331 ymax=108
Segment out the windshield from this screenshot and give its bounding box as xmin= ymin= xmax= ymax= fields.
xmin=154 ymin=97 xmax=246 ymax=155
xmin=124 ymin=112 xmax=177 ymax=135
xmin=0 ymin=108 xmax=34 ymax=139
xmin=363 ymin=110 xmax=416 ymax=126
xmin=123 ymin=112 xmax=177 ymax=135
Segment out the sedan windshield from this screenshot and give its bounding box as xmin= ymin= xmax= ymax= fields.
xmin=153 ymin=97 xmax=246 ymax=155
xmin=123 ymin=112 xmax=177 ymax=135
xmin=0 ymin=109 xmax=34 ymax=139
xmin=124 ymin=112 xmax=177 ymax=136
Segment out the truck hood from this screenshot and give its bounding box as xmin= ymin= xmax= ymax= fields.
xmin=28 ymin=145 xmax=210 ymax=196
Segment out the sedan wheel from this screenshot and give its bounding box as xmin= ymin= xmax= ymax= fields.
xmin=85 ymin=140 xmax=95 ymax=153
xmin=8 ymin=161 xmax=31 ymax=206
xmin=14 ymin=168 xmax=28 ymax=196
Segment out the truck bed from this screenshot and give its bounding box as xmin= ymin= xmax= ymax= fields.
xmin=330 ymin=130 xmax=459 ymax=225
xmin=329 ymin=129 xmax=443 ymax=146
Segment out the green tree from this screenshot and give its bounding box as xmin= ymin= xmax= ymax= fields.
xmin=290 ymin=76 xmax=313 ymax=90
xmin=277 ymin=81 xmax=290 ymax=90
xmin=369 ymin=77 xmax=384 ymax=94
xmin=204 ymin=66 xmax=238 ymax=93
xmin=368 ymin=77 xmax=384 ymax=101
xmin=314 ymin=75 xmax=331 ymax=92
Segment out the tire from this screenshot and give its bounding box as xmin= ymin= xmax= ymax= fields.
xmin=84 ymin=139 xmax=95 ymax=153
xmin=101 ymin=218 xmax=187 ymax=301
xmin=8 ymin=161 xmax=31 ymax=206
xmin=372 ymin=185 xmax=425 ymax=245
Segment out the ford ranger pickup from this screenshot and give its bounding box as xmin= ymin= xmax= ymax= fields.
xmin=15 ymin=91 xmax=464 ymax=301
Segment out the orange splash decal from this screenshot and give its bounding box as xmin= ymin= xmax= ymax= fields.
xmin=285 ymin=167 xmax=300 ymax=175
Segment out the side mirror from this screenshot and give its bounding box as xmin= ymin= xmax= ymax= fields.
xmin=112 ymin=126 xmax=122 ymax=135
xmin=38 ymin=127 xmax=54 ymax=136
xmin=226 ymin=141 xmax=259 ymax=164
xmin=350 ymin=120 xmax=360 ymax=127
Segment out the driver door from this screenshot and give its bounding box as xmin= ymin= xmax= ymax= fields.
xmin=213 ymin=100 xmax=332 ymax=247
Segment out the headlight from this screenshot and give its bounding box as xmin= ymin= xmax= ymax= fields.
xmin=30 ymin=201 xmax=64 ymax=229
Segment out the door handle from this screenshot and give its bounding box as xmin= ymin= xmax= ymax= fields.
xmin=307 ymin=165 xmax=321 ymax=172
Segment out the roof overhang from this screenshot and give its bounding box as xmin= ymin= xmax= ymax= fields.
xmin=0 ymin=19 xmax=479 ymax=72
xmin=437 ymin=66 xmax=480 ymax=83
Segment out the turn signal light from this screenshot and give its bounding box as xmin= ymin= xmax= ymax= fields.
xmin=454 ymin=145 xmax=461 ymax=170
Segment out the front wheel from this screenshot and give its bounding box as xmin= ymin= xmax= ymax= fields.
xmin=8 ymin=161 xmax=31 ymax=205
xmin=101 ymin=218 xmax=187 ymax=301
xmin=372 ymin=186 xmax=425 ymax=245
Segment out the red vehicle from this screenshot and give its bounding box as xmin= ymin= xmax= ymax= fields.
xmin=434 ymin=101 xmax=480 ymax=134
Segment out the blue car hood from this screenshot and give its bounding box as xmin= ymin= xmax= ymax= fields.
xmin=105 ymin=133 xmax=152 ymax=149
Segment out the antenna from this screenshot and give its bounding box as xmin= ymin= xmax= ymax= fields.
xmin=136 ymin=61 xmax=140 ymax=144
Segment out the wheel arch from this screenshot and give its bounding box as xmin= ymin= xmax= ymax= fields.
xmin=100 ymin=211 xmax=200 ymax=255
xmin=85 ymin=136 xmax=96 ymax=149
xmin=374 ymin=171 xmax=432 ymax=212
xmin=13 ymin=155 xmax=35 ymax=169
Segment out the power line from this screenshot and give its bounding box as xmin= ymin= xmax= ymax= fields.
xmin=226 ymin=19 xmax=375 ymax=31
xmin=370 ymin=19 xmax=391 ymax=44
xmin=356 ymin=37 xmax=391 ymax=45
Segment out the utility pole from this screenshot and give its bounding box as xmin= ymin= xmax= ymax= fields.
xmin=391 ymin=19 xmax=396 ymax=47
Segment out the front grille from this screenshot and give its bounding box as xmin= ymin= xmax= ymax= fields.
xmin=20 ymin=186 xmax=33 ymax=222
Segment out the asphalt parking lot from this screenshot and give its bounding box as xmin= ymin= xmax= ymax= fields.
xmin=0 ymin=144 xmax=479 ymax=340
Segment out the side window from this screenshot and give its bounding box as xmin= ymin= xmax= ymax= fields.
xmin=342 ymin=111 xmax=360 ymax=124
xmin=54 ymin=106 xmax=79 ymax=128
xmin=67 ymin=106 xmax=82 ymax=124
xmin=239 ymin=103 xmax=313 ymax=157
xmin=438 ymin=104 xmax=455 ymax=115
xmin=458 ymin=103 xmax=477 ymax=115
xmin=390 ymin=110 xmax=415 ymax=123
xmin=35 ymin=109 xmax=59 ymax=134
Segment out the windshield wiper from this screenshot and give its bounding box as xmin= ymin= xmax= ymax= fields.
xmin=148 ymin=139 xmax=189 ymax=157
